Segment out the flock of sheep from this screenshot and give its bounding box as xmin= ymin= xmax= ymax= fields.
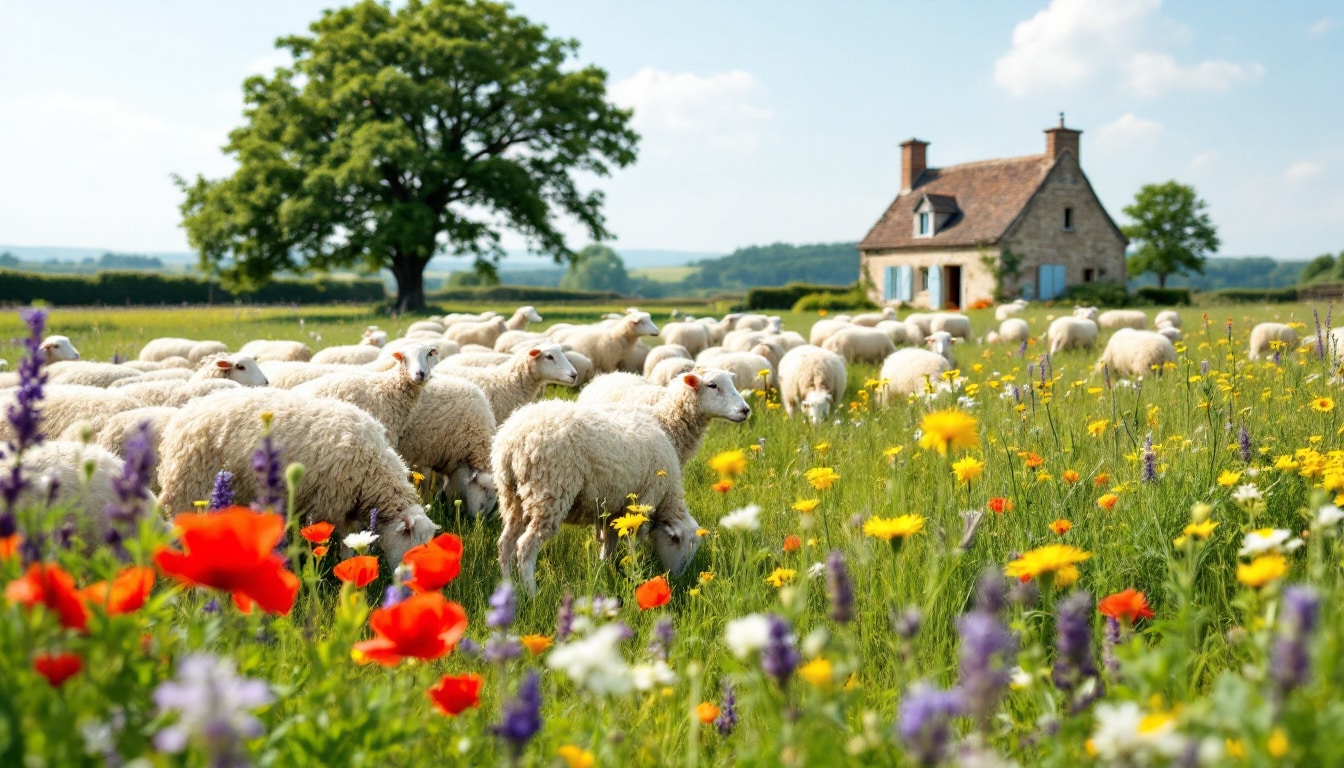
xmin=0 ymin=302 xmax=1313 ymax=593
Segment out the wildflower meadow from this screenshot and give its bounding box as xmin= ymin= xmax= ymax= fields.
xmin=4 ymin=301 xmax=1344 ymax=766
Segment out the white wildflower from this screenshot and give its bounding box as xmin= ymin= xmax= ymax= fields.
xmin=724 ymin=614 xmax=772 ymax=659
xmin=719 ymin=504 xmax=762 ymax=532
xmin=1231 ymin=483 xmax=1262 ymax=505
xmin=808 ymin=561 xmax=827 ymax=578
xmin=1316 ymin=504 xmax=1344 ymax=528
xmin=1088 ymin=701 xmax=1185 ymax=762
xmin=1238 ymin=528 xmax=1303 ymax=557
xmin=630 ymin=660 xmax=677 ymax=691
xmin=546 ymin=623 xmax=632 ymax=695
xmin=343 ymin=530 xmax=379 ymax=552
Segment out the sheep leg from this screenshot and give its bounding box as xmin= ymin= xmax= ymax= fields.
xmin=496 ymin=491 xmax=526 ymax=580
xmin=513 ymin=491 xmax=575 ymax=596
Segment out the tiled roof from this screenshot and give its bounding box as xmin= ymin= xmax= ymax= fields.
xmin=859 ymin=154 xmax=1055 ymax=251
xmin=921 ymin=194 xmax=959 ymax=213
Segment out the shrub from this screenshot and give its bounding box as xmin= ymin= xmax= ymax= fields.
xmin=746 ymin=282 xmax=852 ymax=310
xmin=1198 ymin=287 xmax=1300 ymax=304
xmin=1134 ymin=287 xmax=1192 ymax=306
xmin=0 ymin=270 xmax=385 ymax=306
xmin=792 ymin=290 xmax=877 ymax=313
xmin=425 ymin=285 xmax=626 ymax=304
xmin=1059 ymin=281 xmax=1130 ymax=307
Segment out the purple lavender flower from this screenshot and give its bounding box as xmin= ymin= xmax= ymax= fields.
xmin=1200 ymin=359 xmax=1209 ymax=376
xmin=484 ymin=634 xmax=523 ymax=663
xmin=714 ymin=682 xmax=737 ymax=736
xmin=894 ymin=607 xmax=922 ymax=640
xmin=1 ymin=308 xmax=48 ymax=524
xmin=1271 ymin=585 xmax=1321 ymax=699
xmin=104 ymin=420 xmax=156 ymax=542
xmin=956 ymin=571 xmax=1016 ymax=727
xmin=1102 ymin=616 xmax=1121 ymax=677
xmin=826 ymin=550 xmax=855 ymax=624
xmin=898 ymin=682 xmax=963 ymax=766
xmin=152 ymin=654 xmax=273 ymax=767
xmin=250 ymin=433 xmax=284 ymax=514
xmin=1052 ymin=591 xmax=1104 ymax=713
xmin=648 ymin=616 xmax=675 ymax=662
xmin=556 ymin=592 xmax=575 ymax=642
xmin=368 ymin=507 xmax=379 ymax=534
xmin=1238 ymin=424 xmax=1253 ymax=464
xmin=381 ymin=584 xmax=411 ymax=609
xmin=487 ymin=582 xmax=517 ymax=630
xmin=456 ymin=637 xmax=483 ymax=661
xmin=491 ymin=670 xmax=543 ymax=756
xmin=973 ymin=569 xmax=1007 ymax=615
xmin=1018 ymin=339 xmax=1028 ymax=358
xmin=761 ymin=614 xmax=800 ymax=689
xmin=1141 ymin=433 xmax=1157 ymax=483
xmin=208 ymin=471 xmax=235 ymax=510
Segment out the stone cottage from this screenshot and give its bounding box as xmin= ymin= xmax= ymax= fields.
xmin=858 ymin=119 xmax=1127 ymax=309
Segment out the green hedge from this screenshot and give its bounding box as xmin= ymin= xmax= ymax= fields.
xmin=426 ymin=285 xmax=626 ymax=304
xmin=746 ymin=282 xmax=855 ymax=310
xmin=792 ymin=291 xmax=877 ymax=313
xmin=1059 ymin=281 xmax=1131 ymax=307
xmin=1134 ymin=287 xmax=1192 ymax=306
xmin=1198 ymin=287 xmax=1300 ymax=304
xmin=0 ymin=270 xmax=386 ymax=306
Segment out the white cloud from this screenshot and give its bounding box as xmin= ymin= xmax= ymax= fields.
xmin=1285 ymin=161 xmax=1323 ymax=183
xmin=1309 ymin=17 xmax=1335 ymax=36
xmin=609 ymin=68 xmax=772 ymax=152
xmin=1190 ymin=149 xmax=1219 ymax=171
xmin=1096 ymin=113 xmax=1163 ymax=148
xmin=994 ymin=0 xmax=1262 ymax=98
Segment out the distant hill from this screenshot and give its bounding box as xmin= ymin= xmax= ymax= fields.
xmin=680 ymin=242 xmax=860 ymax=292
xmin=1127 ymin=256 xmax=1309 ymax=291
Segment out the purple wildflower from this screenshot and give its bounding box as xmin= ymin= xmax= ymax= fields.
xmin=1102 ymin=616 xmax=1121 ymax=677
xmin=761 ymin=614 xmax=800 ymax=689
xmin=487 ymin=582 xmax=517 ymax=630
xmin=152 ymin=654 xmax=273 ymax=767
xmin=104 ymin=420 xmax=156 ymax=542
xmin=1052 ymin=591 xmax=1104 ymax=713
xmin=208 ymin=471 xmax=235 ymax=510
xmin=1018 ymin=339 xmax=1028 ymax=358
xmin=898 ymin=682 xmax=963 ymax=767
xmin=484 ymin=634 xmax=523 ymax=663
xmin=974 ymin=569 xmax=1007 ymax=615
xmin=955 ymin=571 xmax=1016 ymax=728
xmin=1271 ymin=585 xmax=1321 ymax=699
xmin=1200 ymin=359 xmax=1209 ymax=377
xmin=1 ymin=308 xmax=48 ymax=523
xmin=1238 ymin=424 xmax=1253 ymax=464
xmin=381 ymin=583 xmax=411 ymax=609
xmin=491 ymin=670 xmax=543 ymax=756
xmin=250 ymin=433 xmax=284 ymax=514
xmin=894 ymin=607 xmax=922 ymax=640
xmin=456 ymin=637 xmax=483 ymax=661
xmin=826 ymin=550 xmax=855 ymax=624
xmin=368 ymin=507 xmax=379 ymax=535
xmin=714 ymin=682 xmax=738 ymax=736
xmin=556 ymin=592 xmax=574 ymax=642
xmin=1141 ymin=432 xmax=1157 ymax=483
xmin=648 ymin=616 xmax=675 ymax=662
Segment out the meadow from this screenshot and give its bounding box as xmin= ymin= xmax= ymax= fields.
xmin=2 ymin=299 xmax=1342 ymax=766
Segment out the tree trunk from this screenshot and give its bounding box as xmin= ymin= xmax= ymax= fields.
xmin=390 ymin=253 xmax=427 ymax=313
xmin=1157 ymin=273 xmax=1168 ymax=289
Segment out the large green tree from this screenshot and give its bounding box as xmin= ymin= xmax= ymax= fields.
xmin=559 ymin=244 xmax=630 ymax=294
xmin=176 ymin=0 xmax=638 ymax=311
xmin=1122 ymin=181 xmax=1220 ymax=289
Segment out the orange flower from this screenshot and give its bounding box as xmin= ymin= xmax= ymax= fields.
xmin=987 ymin=497 xmax=1014 ymax=514
xmin=711 ymin=479 xmax=734 ymax=493
xmin=352 ymin=592 xmax=469 ymax=666
xmin=696 ymin=701 xmax=721 ymax=724
xmin=1020 ymin=452 xmax=1044 ymax=468
xmin=428 ymin=673 xmax=483 ymax=716
xmin=300 ymin=522 xmax=335 ymax=544
xmin=1094 ymin=473 xmax=1110 ymax=486
xmin=6 ymin=563 xmax=88 ymax=632
xmin=520 ymin=634 xmax=553 ymax=655
xmin=312 ymin=545 xmax=329 ymax=558
xmin=79 ymin=566 xmax=155 ymax=616
xmin=782 ymin=535 xmax=802 ymax=552
xmin=1098 ymin=588 xmax=1154 ymax=625
xmin=33 ymin=652 xmax=82 ymax=687
xmin=1096 ymin=493 xmax=1119 ymax=511
xmin=1049 ymin=519 xmax=1072 ymax=535
xmin=333 ymin=556 xmax=380 ymax=588
xmin=1061 ymin=470 xmax=1081 ymax=485
xmin=636 ymin=575 xmax=672 ymax=610
xmin=0 ymin=533 xmax=20 ymax=559
xmin=153 ymin=506 xmax=300 ymax=615
xmin=401 ymin=534 xmax=464 ymax=592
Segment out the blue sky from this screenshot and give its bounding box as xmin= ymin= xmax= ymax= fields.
xmin=1 ymin=0 xmax=1340 ymax=261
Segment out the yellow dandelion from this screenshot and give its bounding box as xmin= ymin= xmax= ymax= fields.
xmin=863 ymin=514 xmax=926 ymax=541
xmin=709 ymin=449 xmax=748 ymax=477
xmin=917 ymin=409 xmax=980 ymax=455
xmin=764 ymin=567 xmax=797 ymax=587
xmin=1004 ymin=544 xmax=1092 ymax=584
xmin=1049 ymin=519 xmax=1072 ymax=535
xmin=411 ymin=471 xmax=425 ymax=488
xmin=813 ymin=441 xmax=830 ymax=454
xmin=695 ymin=528 xmax=709 ymax=537
xmin=1096 ymin=493 xmax=1119 ymax=511
xmin=626 ymin=502 xmax=653 ymax=514
xmin=1311 ymin=397 xmax=1335 ymax=413
xmin=1268 ymin=729 xmax=1289 ymax=758
xmin=805 ymin=466 xmax=841 ymax=490
xmin=699 ymin=570 xmax=715 ymax=583
xmin=798 ymin=658 xmax=834 ymax=689
xmin=1216 ymin=469 xmax=1242 ymax=488
xmin=1183 ymin=520 xmax=1218 ymax=539
xmin=793 ymin=498 xmax=821 ymax=514
xmin=952 ymin=456 xmax=985 ymax=484
xmin=1236 ymin=553 xmax=1287 ymax=588
xmin=557 ymin=745 xmax=595 ymax=768
xmin=1087 ymin=419 xmax=1110 ymax=437
xmin=883 ymin=446 xmax=904 ymax=464
xmin=611 ymin=513 xmax=649 ymax=538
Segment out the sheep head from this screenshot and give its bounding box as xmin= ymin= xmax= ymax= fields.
xmin=801 ymin=390 xmax=833 ymax=425
xmin=626 ymin=312 xmax=660 ymax=338
xmin=447 ymin=465 xmax=498 ymax=518
xmin=390 ymin=343 xmax=434 ymax=384
xmin=376 ymin=504 xmax=438 ymax=566
xmin=651 ymin=510 xmax=700 ymax=577
xmin=679 ymin=369 xmax=750 ymax=423
xmin=527 ymin=344 xmax=578 ymax=385
xmin=39 ymin=335 xmax=79 ymax=364
xmin=211 ymin=354 xmax=268 ymax=386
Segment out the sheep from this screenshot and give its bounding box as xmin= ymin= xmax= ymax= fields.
xmin=822 ymin=326 xmax=896 ymax=364
xmin=1095 ymin=329 xmax=1176 ymax=379
xmin=444 ymin=317 xmax=508 ymax=348
xmin=494 ymin=330 xmax=547 ymax=352
xmin=110 ymin=368 xmax=192 ymax=386
xmin=493 ymin=397 xmax=701 ymax=595
xmin=157 ymin=388 xmax=436 ymax=566
xmin=874 ymin=320 xmax=912 ymax=347
xmin=722 ymin=329 xmax=772 ymax=352
xmin=1248 ymin=323 xmax=1299 ymax=361
xmin=291 ymin=343 xmax=434 ymax=440
xmin=995 ymin=299 xmax=1029 ymax=322
xmin=311 ymin=345 xmax=383 ymax=365
xmin=564 ymin=350 xmax=594 ymax=387
xmin=648 ymin=357 xmax=696 ymax=386
xmin=733 ymin=313 xmax=773 ymax=332
xmin=192 ymin=354 xmax=268 ymax=386
xmin=61 ymin=406 xmax=177 ymax=489
xmin=137 ymin=337 xmax=197 ymax=362
xmin=619 ymin=340 xmax=651 ymax=374
xmin=773 ymin=330 xmax=807 ymax=350
xmin=996 ymin=318 xmax=1031 ymax=344
xmin=903 ymin=313 xmax=934 ymax=337
xmin=1072 ymin=306 xmax=1099 ymax=322
xmin=808 ymin=319 xmax=850 ymax=347
xmin=238 ymin=339 xmax=313 ymax=362
xmin=548 ymin=312 xmax=660 ymax=374
xmin=406 ymin=320 xmax=446 ymax=335
xmin=1046 ymin=317 xmax=1100 ymax=355
xmin=876 ymin=347 xmax=953 ymax=403
xmin=1098 ymin=310 xmax=1147 ymax=331
xmin=117 ymin=379 xmax=244 ymax=409
xmin=505 ymin=305 xmax=544 ymax=331
xmin=362 ymin=326 xmax=388 ymax=347
xmin=696 ymin=348 xmax=776 ymax=391
xmin=1157 ymin=326 xmax=1182 ymax=342
xmin=930 ymin=313 xmax=972 ymax=340
xmin=660 ymin=322 xmax=711 ymax=357
xmin=851 ymin=307 xmax=899 ymax=327
xmin=44 ymin=361 xmax=144 ymax=387
xmin=696 ymin=315 xmax=736 ymax=346
xmin=581 ymin=368 xmax=749 ymax=466
xmin=579 ymin=372 xmax=660 ymax=405
xmin=395 ymin=376 xmax=497 ymax=517
xmin=260 ymin=362 xmax=348 ymax=389
xmin=13 ymin=441 xmax=159 ymax=546
xmin=435 ymin=343 xmax=578 ymax=423
xmin=187 ymin=341 xmax=229 ymax=364
xmin=777 ymin=345 xmax=847 ymax=424
xmin=449 ymin=352 xmax=513 ymax=368
xmin=643 ymin=344 xmax=692 ymax=377
xmin=0 ymin=385 xmax=136 ymax=442
xmin=1153 ymin=310 xmax=1182 ymax=329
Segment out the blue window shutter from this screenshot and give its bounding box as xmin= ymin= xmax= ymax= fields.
xmin=1054 ymin=265 xmax=1067 ymax=297
xmin=883 ymin=266 xmax=897 ymax=301
xmin=927 ymin=267 xmax=943 ymax=310
xmin=1037 ymin=264 xmax=1067 ymax=300
xmin=896 ymin=265 xmax=913 ymax=301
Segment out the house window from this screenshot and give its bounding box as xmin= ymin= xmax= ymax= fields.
xmin=919 ymin=267 xmax=929 ymax=290
xmin=917 ymin=212 xmax=931 ymax=236
xmin=1063 ymin=207 xmax=1074 ymax=231
xmin=1083 ymin=268 xmax=1095 ymax=283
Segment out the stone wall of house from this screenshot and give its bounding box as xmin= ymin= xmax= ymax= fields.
xmin=860 ymin=247 xmax=999 ymax=309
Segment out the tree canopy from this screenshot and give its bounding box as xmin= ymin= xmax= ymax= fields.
xmin=176 ymin=0 xmax=638 ymax=311
xmin=1122 ymin=181 xmax=1219 ymax=289
xmin=559 ymin=244 xmax=630 ymax=294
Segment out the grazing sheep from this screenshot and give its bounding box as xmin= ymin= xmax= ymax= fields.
xmin=620 ymin=340 xmax=651 ymax=374
xmin=643 ymin=344 xmax=692 ymax=377
xmin=291 ymin=343 xmax=434 ymax=440
xmin=580 ymin=369 xmax=750 ymax=465
xmin=1098 ymin=310 xmax=1147 ymax=331
xmin=1154 ymin=310 xmax=1181 ymax=329
xmin=436 ymin=343 xmax=578 ymax=423
xmin=732 ymin=313 xmax=774 ymax=332
xmin=903 ymin=313 xmax=934 ymax=337
xmin=117 ymin=379 xmax=244 ymax=409
xmin=548 ymin=312 xmax=660 ymax=374
xmin=1047 ymin=317 xmax=1100 ymax=355
xmin=777 ymin=345 xmax=848 ymax=424
xmin=493 ymin=400 xmax=701 ymax=595
xmin=406 ymin=320 xmax=446 ymax=336
xmin=61 ymin=406 xmax=177 ymax=489
xmin=822 ymin=326 xmax=896 ymax=364
xmin=137 ymin=337 xmax=197 ymax=362
xmin=362 ymin=326 xmax=388 ymax=347
xmin=238 ymin=339 xmax=313 ymax=362
xmin=505 ymin=306 xmax=544 ymax=331
xmin=563 ymin=350 xmax=594 ymax=387
xmin=808 ymin=319 xmax=850 ymax=347
xmin=876 ymin=346 xmax=953 ymax=403
xmin=494 ymin=330 xmax=547 ymax=352
xmin=995 ymin=299 xmax=1029 ymax=322
xmin=157 ymin=388 xmax=436 ymax=566
xmin=444 ymin=317 xmax=508 ymax=348
xmin=648 ymin=357 xmax=696 ymax=386
xmin=187 ymin=341 xmax=229 ymax=364
xmin=696 ymin=315 xmax=737 ymax=346
xmin=396 ymin=376 xmax=497 ymax=517
xmin=192 ymin=354 xmax=268 ymax=386
xmin=449 ymin=351 xmax=513 ymax=368
xmin=696 ymin=348 xmax=776 ymax=390
xmin=929 ymin=313 xmax=972 ymax=340
xmin=0 ymin=385 xmax=135 ymax=441
xmin=1157 ymin=326 xmax=1182 ymax=342
xmin=772 ymin=330 xmax=807 ymax=350
xmin=311 ymin=345 xmax=383 ymax=365
xmin=851 ymin=307 xmax=899 ymax=327
xmin=44 ymin=361 xmax=144 ymax=387
xmin=110 ymin=368 xmax=192 ymax=386
xmin=996 ymin=318 xmax=1031 ymax=344
xmin=1072 ymin=306 xmax=1099 ymax=322
xmin=874 ymin=320 xmax=912 ymax=347
xmin=1095 ymin=329 xmax=1176 ymax=379
xmin=1248 ymin=323 xmax=1299 ymax=361
xmin=14 ymin=441 xmax=159 ymax=545
xmin=660 ymin=322 xmax=711 ymax=358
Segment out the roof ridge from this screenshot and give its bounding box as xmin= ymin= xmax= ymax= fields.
xmin=928 ymin=153 xmax=1049 ymax=173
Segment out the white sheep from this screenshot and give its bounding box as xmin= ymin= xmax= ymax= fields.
xmin=505 ymin=306 xmax=544 ymax=331
xmin=238 ymin=339 xmax=313 ymax=362
xmin=157 ymin=388 xmax=436 ymax=565
xmin=620 ymin=340 xmax=651 ymax=374
xmin=648 ymin=357 xmax=696 ymax=386
xmin=1072 ymin=306 xmax=1099 ymax=322
xmin=444 ymin=316 xmax=508 ymax=348
xmin=733 ymin=313 xmax=774 ymax=332
xmin=436 ymin=343 xmax=578 ymax=423
xmin=822 ymin=326 xmax=896 ymax=364
xmin=643 ymin=344 xmax=692 ymax=377
xmin=1154 ymin=310 xmax=1182 ymax=329
xmin=61 ymin=406 xmax=177 ymax=490
xmin=137 ymin=337 xmax=196 ymax=362
xmin=1046 ymin=317 xmax=1100 ymax=355
xmin=192 ymin=354 xmax=269 ymax=386
xmin=1098 ymin=309 xmax=1148 ymax=330
xmin=12 ymin=440 xmax=158 ymax=545
xmin=311 ymin=345 xmax=383 ymax=365
xmin=660 ymin=322 xmax=711 ymax=357
xmin=406 ymin=320 xmax=446 ymax=335
xmin=808 ymin=319 xmax=850 ymax=347
xmin=777 ymin=345 xmax=848 ymax=424
xmin=44 ymin=361 xmax=144 ymax=387
xmin=851 ymin=307 xmax=899 ymax=327
xmin=695 ymin=348 xmax=776 ymax=390
xmin=1095 ymin=329 xmax=1176 ymax=379
xmin=772 ymin=330 xmax=807 ymax=350
xmin=117 ymin=379 xmax=245 ymax=409
xmin=903 ymin=313 xmax=934 ymax=337
xmin=1157 ymin=326 xmax=1182 ymax=342
xmin=563 ymin=350 xmax=594 ymax=387
xmin=874 ymin=320 xmax=912 ymax=347
xmin=0 ymin=385 xmax=135 ymax=442
xmin=696 ymin=315 xmax=736 ymax=346
xmin=579 ymin=368 xmax=749 ymax=464
xmin=395 ymin=376 xmax=497 ymax=517
xmin=187 ymin=341 xmax=229 ymax=364
xmin=109 ymin=368 xmax=192 ymax=386
xmin=291 ymin=343 xmax=433 ymax=440
xmin=995 ymin=299 xmax=1029 ymax=322
xmin=494 ymin=330 xmax=548 ymax=352
xmin=449 ymin=351 xmax=513 ymax=368
xmin=1248 ymin=323 xmax=1299 ymax=361
xmin=362 ymin=326 xmax=388 ymax=347
xmin=996 ymin=318 xmax=1031 ymax=344
xmin=876 ymin=346 xmax=952 ymax=404
xmin=929 ymin=312 xmax=972 ymax=340
xmin=548 ymin=312 xmax=660 ymax=374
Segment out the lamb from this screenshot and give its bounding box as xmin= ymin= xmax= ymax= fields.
xmin=660 ymin=322 xmax=711 ymax=357
xmin=395 ymin=376 xmax=497 ymax=517
xmin=851 ymin=307 xmax=899 ymax=327
xmin=12 ymin=441 xmax=159 ymax=546
xmin=1248 ymin=323 xmax=1299 ymax=361
xmin=1098 ymin=310 xmax=1148 ymax=331
xmin=777 ymin=345 xmax=847 ymax=424
xmin=874 ymin=320 xmax=912 ymax=347
xmin=995 ymin=299 xmax=1029 ymax=322
xmin=808 ymin=319 xmax=850 ymax=347
xmin=903 ymin=313 xmax=934 ymax=337
xmin=1046 ymin=317 xmax=1100 ymax=355
xmin=996 ymin=318 xmax=1031 ymax=344
xmin=493 ymin=397 xmax=701 ymax=594
xmin=1157 ymin=326 xmax=1182 ymax=342
xmin=362 ymin=326 xmax=388 ymax=347
xmin=1154 ymin=310 xmax=1182 ymax=329
xmin=44 ymin=361 xmax=144 ymax=387
xmin=291 ymin=343 xmax=434 ymax=440
xmin=34 ymin=335 xmax=80 ymax=364
xmin=547 ymin=312 xmax=660 ymax=374
xmin=876 ymin=345 xmax=953 ymax=404
xmin=822 ymin=326 xmax=896 ymax=364
xmin=696 ymin=315 xmax=737 ymax=346
xmin=929 ymin=312 xmax=972 ymax=340
xmin=505 ymin=305 xmax=544 ymax=331
xmin=444 ymin=317 xmax=508 ymax=348
xmin=238 ymin=339 xmax=313 ymax=362
xmin=564 ymin=350 xmax=594 ymax=387
xmin=435 ymin=343 xmax=578 ymax=423
xmin=643 ymin=344 xmax=692 ymax=377
xmin=192 ymin=354 xmax=268 ymax=386
xmin=696 ymin=348 xmax=776 ymax=390
xmin=1095 ymin=329 xmax=1176 ymax=379
xmin=157 ymin=388 xmax=436 ymax=566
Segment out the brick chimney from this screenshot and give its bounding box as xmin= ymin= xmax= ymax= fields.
xmin=1044 ymin=113 xmax=1081 ymax=162
xmin=900 ymin=138 xmax=928 ymax=192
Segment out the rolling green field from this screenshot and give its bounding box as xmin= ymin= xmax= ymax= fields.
xmin=4 ymin=300 xmax=1344 ymax=766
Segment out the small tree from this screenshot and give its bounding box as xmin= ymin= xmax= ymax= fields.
xmin=559 ymin=245 xmax=630 ymax=294
xmin=1122 ymin=181 xmax=1219 ymax=289
xmin=1300 ymin=253 xmax=1337 ymax=284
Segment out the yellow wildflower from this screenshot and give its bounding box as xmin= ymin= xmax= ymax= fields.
xmin=520 ymin=635 xmax=553 ymax=655
xmin=805 ymin=466 xmax=841 ymax=490
xmin=952 ymin=456 xmax=985 ymax=484
xmin=1004 ymin=544 xmax=1092 ymax=584
xmin=709 ymin=449 xmax=748 ymax=477
xmin=798 ymin=658 xmax=834 ymax=689
xmin=863 ymin=514 xmax=926 ymax=541
xmin=626 ymin=502 xmax=653 ymax=514
xmin=1311 ymin=397 xmax=1335 ymax=413
xmin=764 ymin=567 xmax=797 ymax=587
xmin=917 ymin=409 xmax=980 ymax=455
xmin=1183 ymin=520 xmax=1218 ymax=539
xmin=557 ymin=745 xmax=595 ymax=768
xmin=1216 ymin=469 xmax=1242 ymax=487
xmin=1087 ymin=419 xmax=1110 ymax=437
xmin=1268 ymin=728 xmax=1289 ymax=758
xmin=611 ymin=513 xmax=649 ymax=538
xmin=813 ymin=441 xmax=830 ymax=454
xmin=1236 ymin=553 xmax=1287 ymax=588
xmin=793 ymin=498 xmax=821 ymax=514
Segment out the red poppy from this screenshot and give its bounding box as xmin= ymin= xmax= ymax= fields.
xmin=987 ymin=497 xmax=1014 ymax=514
xmin=334 ymin=555 xmax=380 ymax=588
xmin=153 ymin=506 xmax=300 ymax=615
xmin=33 ymin=652 xmax=82 ymax=687
xmin=300 ymin=522 xmax=335 ymax=544
xmin=5 ymin=563 xmax=88 ymax=632
xmin=635 ymin=575 xmax=671 ymax=610
xmin=0 ymin=534 xmax=20 ymax=559
xmin=711 ymin=479 xmax=734 ymax=494
xmin=428 ymin=673 xmax=483 ymax=716
xmin=401 ymin=534 xmax=463 ymax=592
xmin=79 ymin=566 xmax=155 ymax=616
xmin=352 ymin=592 xmax=469 ymax=666
xmin=782 ymin=535 xmax=801 ymax=552
xmin=312 ymin=545 xmax=329 ymax=558
xmin=1098 ymin=588 xmax=1154 ymax=625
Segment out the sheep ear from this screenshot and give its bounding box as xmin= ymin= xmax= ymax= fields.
xmin=214 ymin=359 xmax=232 ymax=369
xmin=681 ymin=373 xmax=700 ymax=390
xmin=528 ymin=348 xmax=541 ymax=358
xmin=392 ymin=351 xmax=406 ymax=362
xmin=659 ymin=522 xmax=682 ymax=543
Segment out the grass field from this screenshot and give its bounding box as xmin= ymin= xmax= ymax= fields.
xmin=630 ymin=266 xmax=700 ymax=283
xmin=3 ymin=299 xmax=1343 ymax=766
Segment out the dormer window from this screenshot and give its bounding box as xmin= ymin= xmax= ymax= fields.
xmin=917 ymin=212 xmax=931 ymax=236
xmin=1063 ymin=207 xmax=1074 ymax=231
xmin=913 ymin=193 xmax=958 ymax=238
